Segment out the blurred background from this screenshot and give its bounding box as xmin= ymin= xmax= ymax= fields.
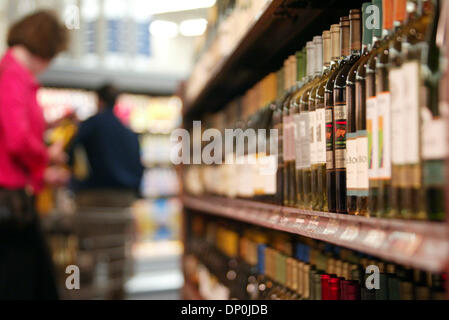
xmin=0 ymin=0 xmax=214 ymax=300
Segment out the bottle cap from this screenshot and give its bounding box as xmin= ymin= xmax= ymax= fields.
xmin=313 ymin=36 xmax=323 ymax=75
xmin=322 ymin=30 xmax=332 ymax=66
xmin=329 ymin=277 xmax=341 ymax=300
xmin=306 ymin=41 xmax=315 ymax=78
xmin=330 ymin=24 xmax=341 ymax=60
xmin=349 ymin=9 xmax=362 ymax=51
xmin=383 ymin=0 xmax=394 ymax=30
xmin=321 ymin=274 xmax=331 ymax=300
xmin=340 ymin=16 xmax=351 ymax=56
xmin=393 ymin=0 xmax=407 ymax=23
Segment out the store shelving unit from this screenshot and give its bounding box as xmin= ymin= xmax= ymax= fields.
xmin=184 ymin=195 xmax=449 ymax=273
xmin=180 ymin=0 xmax=449 ymax=299
xmin=184 ymin=0 xmax=367 ymax=118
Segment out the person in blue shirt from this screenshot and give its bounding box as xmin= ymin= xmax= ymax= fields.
xmin=69 ymin=84 xmax=144 ymax=204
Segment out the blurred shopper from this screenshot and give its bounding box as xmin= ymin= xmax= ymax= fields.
xmin=0 ymin=11 xmax=68 ymax=300
xmin=69 ymin=84 xmax=144 ymax=202
xmin=68 ymin=84 xmax=143 ymax=300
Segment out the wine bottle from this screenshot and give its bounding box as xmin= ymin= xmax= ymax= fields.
xmin=309 ymin=36 xmax=325 ymax=211
xmin=366 ymin=0 xmax=384 ymax=217
xmin=355 ymin=2 xmax=376 ymax=216
xmin=333 ymin=9 xmax=363 ymax=214
xmin=422 ymin=0 xmax=446 ymax=221
xmin=282 ymin=57 xmax=295 ymax=206
xmin=310 ymin=31 xmax=333 ymax=212
xmin=347 ymin=3 xmax=373 ymax=215
xmin=374 ymin=0 xmax=395 ymax=218
xmin=299 ymin=39 xmax=322 ymax=210
xmin=326 ymin=19 xmax=349 ymax=213
xmin=388 ymin=0 xmax=408 ymax=218
xmin=401 ymin=0 xmax=434 ymax=219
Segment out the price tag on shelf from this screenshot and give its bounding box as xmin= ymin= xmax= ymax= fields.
xmin=306 ymin=217 xmax=320 ymax=233
xmin=295 ymin=217 xmax=307 ymax=229
xmin=340 ymin=224 xmax=360 ymax=242
xmin=323 ymin=219 xmax=340 ymax=236
xmin=362 ymin=229 xmax=387 ymax=249
xmin=268 ymin=213 xmax=280 ymax=225
xmin=280 ymin=216 xmax=290 ymax=226
xmin=420 ymin=239 xmax=449 ymax=260
xmin=388 ymin=231 xmax=422 ymax=256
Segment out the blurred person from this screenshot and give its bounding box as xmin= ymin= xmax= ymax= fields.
xmin=0 ymin=11 xmax=68 ymax=300
xmin=68 ymin=84 xmax=144 ymax=300
xmin=68 ymin=84 xmax=144 ymax=202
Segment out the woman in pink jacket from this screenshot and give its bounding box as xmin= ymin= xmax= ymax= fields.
xmin=0 ymin=11 xmax=68 ymax=300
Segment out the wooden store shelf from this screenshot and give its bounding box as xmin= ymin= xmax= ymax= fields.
xmin=184 ymin=0 xmax=365 ymax=118
xmin=183 ymin=195 xmax=449 ymax=273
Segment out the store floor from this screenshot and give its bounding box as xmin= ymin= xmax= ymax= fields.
xmin=125 ymin=241 xmax=184 ymax=300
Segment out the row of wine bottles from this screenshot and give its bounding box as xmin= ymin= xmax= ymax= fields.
xmin=185 ymin=212 xmax=447 ymax=300
xmin=185 ymin=0 xmax=449 ymax=221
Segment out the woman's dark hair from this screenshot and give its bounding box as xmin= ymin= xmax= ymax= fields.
xmin=96 ymin=84 xmax=120 ymax=108
xmin=7 ymin=10 xmax=68 ymax=60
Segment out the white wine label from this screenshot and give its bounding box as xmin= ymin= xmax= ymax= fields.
xmin=390 ymin=68 xmax=406 ymax=165
xmin=296 ymin=112 xmax=311 ymax=169
xmin=253 ymin=154 xmax=266 ymax=195
xmin=402 ymin=61 xmax=420 ymax=164
xmin=310 ymin=111 xmax=318 ymax=165
xmin=294 ymin=114 xmax=301 ymax=168
xmin=357 ymin=133 xmax=369 ymax=195
xmin=346 ymin=133 xmax=358 ymax=196
xmin=366 ymin=97 xmax=378 ymax=179
xmin=283 ymin=115 xmax=296 ymax=162
xmin=316 ymin=108 xmax=327 ymax=163
xmin=422 ymin=107 xmax=448 ymax=160
xmin=260 ymin=155 xmax=278 ymax=195
xmin=376 ymin=92 xmax=392 ymax=179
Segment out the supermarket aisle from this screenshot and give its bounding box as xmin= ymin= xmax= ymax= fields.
xmin=125 ymin=241 xmax=184 ymax=300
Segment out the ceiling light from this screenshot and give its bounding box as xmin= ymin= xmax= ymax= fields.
xmin=133 ymin=0 xmax=216 ymax=16
xmin=150 ymin=20 xmax=179 ymax=38
xmin=180 ymin=19 xmax=208 ymax=37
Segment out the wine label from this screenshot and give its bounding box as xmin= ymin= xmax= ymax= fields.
xmin=326 ymin=108 xmax=334 ymax=170
xmin=356 ymin=132 xmax=369 ymax=196
xmin=346 ymin=132 xmax=358 ymax=196
xmin=296 ymin=112 xmax=311 ymax=169
xmin=316 ymin=108 xmax=327 ymax=163
xmin=334 ymin=103 xmax=347 ymax=169
xmin=422 ymin=107 xmax=448 ymax=160
xmin=402 ymin=61 xmax=420 ymax=165
xmin=310 ymin=111 xmax=317 ymax=165
xmin=367 ymin=97 xmax=378 ymax=179
xmin=261 ymin=154 xmax=278 ymax=195
xmin=283 ymin=115 xmax=296 ymax=162
xmin=390 ymin=68 xmax=406 ymax=165
xmin=376 ymin=92 xmax=392 ymax=179
xmin=254 ymin=154 xmax=266 ymax=196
